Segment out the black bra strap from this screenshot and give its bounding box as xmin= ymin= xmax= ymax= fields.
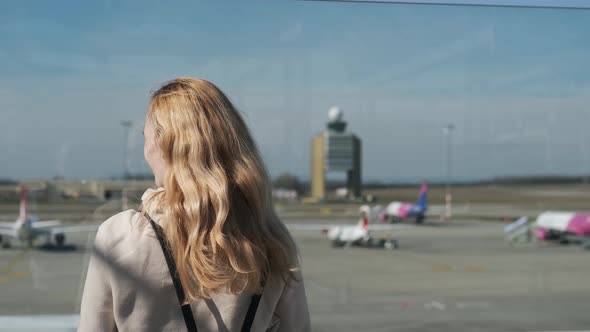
xmin=146 ymin=214 xmax=263 ymax=332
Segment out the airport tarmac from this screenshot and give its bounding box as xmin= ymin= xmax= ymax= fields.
xmin=0 ymin=217 xmax=589 ymax=331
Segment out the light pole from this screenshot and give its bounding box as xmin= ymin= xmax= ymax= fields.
xmin=120 ymin=120 xmax=132 ymax=179
xmin=120 ymin=120 xmax=132 ymax=210
xmin=443 ymin=124 xmax=455 ymax=221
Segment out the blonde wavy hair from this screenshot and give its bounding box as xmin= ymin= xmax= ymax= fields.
xmin=143 ymin=78 xmax=298 ymax=301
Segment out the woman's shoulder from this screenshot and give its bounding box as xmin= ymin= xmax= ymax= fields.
xmin=95 ymin=209 xmax=150 ymax=249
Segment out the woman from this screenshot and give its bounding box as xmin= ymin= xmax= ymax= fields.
xmin=78 ymin=78 xmax=310 ymax=331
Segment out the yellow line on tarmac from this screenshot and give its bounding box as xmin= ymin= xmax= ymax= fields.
xmin=464 ymin=264 xmax=485 ymax=272
xmin=432 ymin=264 xmax=452 ymax=272
xmin=390 ymin=251 xmax=486 ymax=273
xmin=0 ymin=271 xmax=30 ymax=282
xmin=0 ymin=248 xmax=32 ymax=275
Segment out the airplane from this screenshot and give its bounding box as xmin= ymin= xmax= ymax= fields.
xmin=283 ymin=206 xmax=401 ymax=249
xmin=0 ymin=185 xmax=100 ymax=249
xmin=379 ymin=183 xmax=428 ymax=224
xmin=322 ymin=206 xmax=401 ymax=249
xmin=324 ymin=210 xmax=372 ymax=248
xmin=534 ymin=211 xmax=590 ymax=246
xmin=284 ymin=206 xmax=408 ymax=249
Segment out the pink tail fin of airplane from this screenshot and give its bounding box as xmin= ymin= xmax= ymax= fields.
xmin=420 ymin=183 xmax=428 ymax=193
xmin=19 ymin=185 xmax=28 ymax=221
xmin=417 ymin=183 xmax=428 ymax=209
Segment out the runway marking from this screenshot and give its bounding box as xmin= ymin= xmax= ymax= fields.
xmin=0 ymin=248 xmax=31 ymax=275
xmin=424 ymin=300 xmax=446 ymax=310
xmin=464 ymin=264 xmax=485 ymax=272
xmin=400 ymin=301 xmax=416 ymax=310
xmin=432 ymin=264 xmax=452 ymax=272
xmin=383 ymin=249 xmax=488 ymax=274
xmin=430 ymin=264 xmax=485 ymax=272
xmin=0 ymin=271 xmax=30 ymax=283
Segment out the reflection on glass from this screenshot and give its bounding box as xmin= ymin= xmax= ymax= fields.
xmin=0 ymin=1 xmax=589 ymax=331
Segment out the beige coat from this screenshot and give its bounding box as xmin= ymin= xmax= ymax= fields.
xmin=78 ymin=191 xmax=310 ymax=332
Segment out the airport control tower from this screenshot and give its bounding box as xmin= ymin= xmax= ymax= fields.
xmin=311 ymin=107 xmax=362 ymax=200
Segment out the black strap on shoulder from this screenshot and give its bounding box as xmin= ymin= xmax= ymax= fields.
xmin=241 ymin=292 xmax=262 ymax=332
xmin=146 ymin=214 xmax=263 ymax=332
xmin=148 ymin=216 xmax=198 ymax=332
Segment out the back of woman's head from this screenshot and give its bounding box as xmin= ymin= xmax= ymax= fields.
xmin=144 ymin=78 xmax=298 ymax=300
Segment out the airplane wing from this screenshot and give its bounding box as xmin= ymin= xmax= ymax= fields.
xmin=49 ymin=224 xmax=100 ymax=234
xmin=30 ymin=220 xmax=64 ymax=236
xmin=32 ymin=220 xmax=62 ymax=229
xmin=0 ymin=222 xmax=15 ymax=228
xmin=31 ymin=221 xmax=100 ymax=236
xmin=285 ymin=223 xmax=414 ymax=231
xmin=0 ymin=227 xmax=16 ymax=238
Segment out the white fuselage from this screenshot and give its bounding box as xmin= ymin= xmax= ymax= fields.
xmin=14 ymin=217 xmax=39 ymax=244
xmin=327 ymin=224 xmax=368 ymax=243
xmin=3 ymin=215 xmax=60 ymax=246
xmin=535 ymin=211 xmax=575 ymax=232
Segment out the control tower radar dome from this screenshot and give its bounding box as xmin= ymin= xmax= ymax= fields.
xmin=328 ymin=106 xmax=343 ymax=122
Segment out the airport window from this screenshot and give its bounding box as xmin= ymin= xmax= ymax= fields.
xmin=0 ymin=1 xmax=589 ymax=331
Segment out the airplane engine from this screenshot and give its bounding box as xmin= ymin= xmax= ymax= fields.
xmin=55 ymin=233 xmax=65 ymax=247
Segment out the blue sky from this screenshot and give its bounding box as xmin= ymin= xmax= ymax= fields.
xmin=333 ymin=0 xmax=590 ymax=8
xmin=1 ymin=1 xmax=590 ymax=182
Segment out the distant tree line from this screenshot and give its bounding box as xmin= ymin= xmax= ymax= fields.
xmin=0 ymin=178 xmax=17 ymax=185
xmin=272 ymin=173 xmax=590 ymax=194
xmin=105 ymin=173 xmax=155 ymax=181
xmin=484 ymin=175 xmax=590 ymax=185
xmin=272 ymin=173 xmax=305 ymax=194
xmin=124 ymin=173 xmax=155 ymax=181
xmin=363 ymin=175 xmax=590 ymax=189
